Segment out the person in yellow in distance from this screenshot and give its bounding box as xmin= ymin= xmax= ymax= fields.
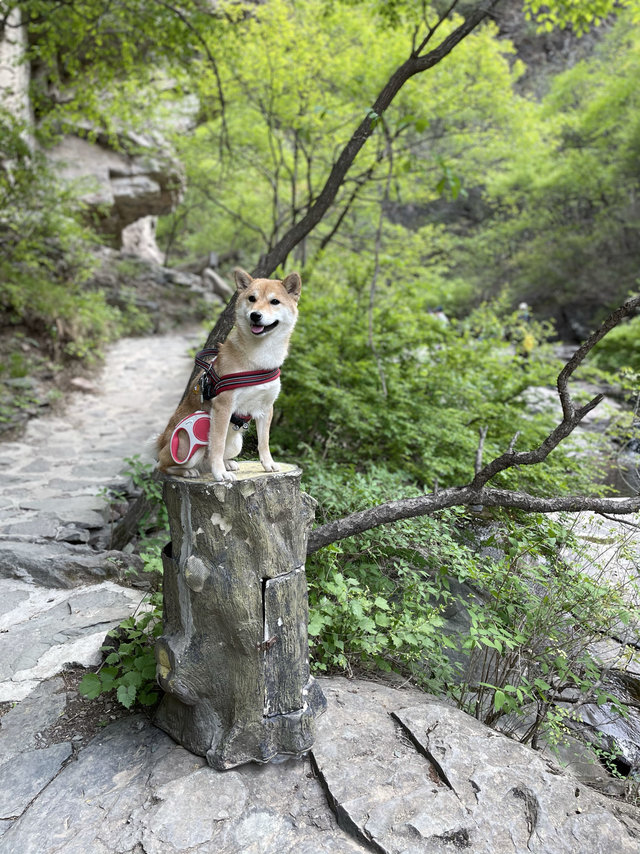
xmin=515 ymin=301 xmax=536 ymax=362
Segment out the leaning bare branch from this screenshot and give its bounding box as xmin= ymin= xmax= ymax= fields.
xmin=508 ymin=431 xmax=520 ymax=454
xmin=307 ymin=296 xmax=640 ymax=555
xmin=469 ymin=295 xmax=640 ymax=492
xmin=306 ymin=488 xmax=640 ymax=555
xmin=598 ymin=513 xmax=640 ymax=530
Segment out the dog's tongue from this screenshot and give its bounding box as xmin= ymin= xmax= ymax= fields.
xmin=251 ymin=325 xmax=265 ymax=334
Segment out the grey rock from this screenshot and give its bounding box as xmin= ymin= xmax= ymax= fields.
xmin=16 ymin=496 xmax=106 ymax=528
xmin=15 ymin=458 xmax=53 ymax=474
xmin=121 ymin=216 xmax=164 ymax=264
xmin=0 ymin=742 xmax=72 ymax=819
xmin=0 ymin=714 xmax=362 ymax=854
xmin=0 ymin=677 xmax=67 ymax=762
xmin=1 ymin=516 xmax=61 ymax=539
xmin=0 ymin=579 xmax=146 ymax=701
xmin=3 ymin=679 xmax=639 ymax=853
xmin=55 ymin=525 xmax=91 ymax=545
xmin=202 ymin=267 xmax=234 ymax=300
xmin=312 ymin=678 xmax=640 ymax=854
xmin=0 ymin=7 xmax=30 ymax=126
xmin=47 ymin=133 xmax=184 ymax=240
xmin=0 ymin=588 xmax=29 ymax=618
xmin=0 ymin=540 xmax=142 ymax=588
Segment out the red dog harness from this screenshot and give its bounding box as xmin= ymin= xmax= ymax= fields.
xmin=194 ymin=347 xmax=280 ymax=400
xmin=169 ymin=348 xmax=281 ymax=465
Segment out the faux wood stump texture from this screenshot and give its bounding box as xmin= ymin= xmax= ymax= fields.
xmin=154 ymin=462 xmax=326 ymax=770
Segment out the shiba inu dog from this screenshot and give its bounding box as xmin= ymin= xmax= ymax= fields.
xmin=156 ymin=268 xmax=301 ymax=481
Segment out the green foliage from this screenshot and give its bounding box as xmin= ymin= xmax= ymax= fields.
xmin=9 ymin=0 xmax=225 ymax=131
xmin=275 ymin=264 xmax=605 ymax=495
xmin=78 ymin=587 xmax=163 ymax=709
xmin=83 ymin=457 xmax=169 ymax=711
xmin=456 ymin=8 xmax=640 ymax=324
xmin=304 ymin=462 xmax=638 ymax=754
xmin=592 ymin=316 xmax=640 ymax=375
xmin=0 ymin=112 xmax=132 ymax=367
xmin=451 ymin=514 xmax=635 ymax=748
xmin=304 ymin=464 xmax=469 ymax=685
xmin=157 ymin=0 xmax=527 ymax=266
xmin=122 ymin=454 xmax=169 ymax=542
xmin=524 ymin=0 xmax=640 ymax=35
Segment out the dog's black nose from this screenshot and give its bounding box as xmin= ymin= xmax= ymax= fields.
xmin=250 ymin=311 xmax=262 ymax=324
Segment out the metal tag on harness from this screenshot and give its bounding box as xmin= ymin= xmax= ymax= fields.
xmin=230 ymin=414 xmax=251 ymax=431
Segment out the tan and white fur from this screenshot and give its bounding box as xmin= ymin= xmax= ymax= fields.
xmin=156 ymin=268 xmax=301 ymax=482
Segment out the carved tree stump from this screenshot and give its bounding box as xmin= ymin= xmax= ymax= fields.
xmin=154 ymin=461 xmax=326 ymax=770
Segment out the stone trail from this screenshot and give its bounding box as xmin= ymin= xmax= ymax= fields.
xmin=0 ymin=330 xmax=200 ymax=592
xmin=0 ymin=331 xmax=198 ymax=699
xmin=0 ymin=330 xmax=639 ymax=852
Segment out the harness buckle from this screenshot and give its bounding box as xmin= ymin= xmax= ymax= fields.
xmin=201 ymin=373 xmax=214 ymax=401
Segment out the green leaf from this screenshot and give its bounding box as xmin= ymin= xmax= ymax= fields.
xmin=137 ymin=689 xmax=159 ymax=706
xmin=117 ymin=683 xmax=137 ymax=709
xmin=78 ymin=672 xmax=102 ymax=700
xmin=494 ymin=689 xmax=506 ymax=712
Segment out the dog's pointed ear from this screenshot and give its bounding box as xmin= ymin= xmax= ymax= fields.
xmin=282 ymin=271 xmax=301 ymax=301
xmin=234 ymin=268 xmax=253 ymax=291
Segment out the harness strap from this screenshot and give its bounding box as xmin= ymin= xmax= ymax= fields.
xmin=194 ymin=348 xmax=280 ymax=401
xmin=194 ymin=347 xmax=220 ymax=373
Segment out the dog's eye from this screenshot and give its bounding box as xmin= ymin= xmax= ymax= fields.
xmin=270 ymin=298 xmax=280 ymax=305
xmin=248 ymin=295 xmax=257 ymax=303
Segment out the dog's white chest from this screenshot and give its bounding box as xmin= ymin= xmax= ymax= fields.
xmin=232 ymin=379 xmax=281 ymax=418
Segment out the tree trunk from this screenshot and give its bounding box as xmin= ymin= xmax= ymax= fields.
xmin=154 ymin=461 xmax=326 ymax=770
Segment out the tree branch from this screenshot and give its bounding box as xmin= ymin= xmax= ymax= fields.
xmin=251 ymin=0 xmax=502 ymax=279
xmin=307 ymin=296 xmax=640 ymax=555
xmin=188 ymin=1 xmax=502 ymax=360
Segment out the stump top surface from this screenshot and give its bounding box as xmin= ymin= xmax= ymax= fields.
xmin=166 ymin=461 xmax=301 ymax=483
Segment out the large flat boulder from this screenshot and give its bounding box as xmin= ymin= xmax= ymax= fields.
xmin=2 ymin=677 xmax=638 ymax=852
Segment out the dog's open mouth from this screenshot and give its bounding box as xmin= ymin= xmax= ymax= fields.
xmin=251 ymin=320 xmax=279 ymax=335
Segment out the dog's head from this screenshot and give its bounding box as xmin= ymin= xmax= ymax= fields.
xmin=233 ymin=268 xmax=301 ymax=339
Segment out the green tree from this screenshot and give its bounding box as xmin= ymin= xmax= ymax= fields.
xmin=456 ymin=7 xmax=640 ymax=328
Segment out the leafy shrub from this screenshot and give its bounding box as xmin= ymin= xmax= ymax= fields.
xmin=0 ymin=112 xmax=146 ymax=367
xmin=304 ymin=462 xmax=472 ymax=687
xmin=276 ymin=267 xmax=606 ymax=496
xmin=450 ymin=514 xmax=636 ymax=748
xmin=78 ymin=592 xmax=163 ymax=709
xmin=592 ymin=315 xmax=640 ymax=375
xmin=303 ymin=461 xmax=637 ymax=756
xmin=80 ymin=458 xmax=168 ymax=710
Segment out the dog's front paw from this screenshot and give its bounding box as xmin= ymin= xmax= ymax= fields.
xmin=166 ymin=465 xmax=200 ymax=479
xmin=212 ymin=466 xmax=236 ymax=482
xmin=260 ymin=459 xmax=281 ymax=473
xmin=225 ymin=459 xmax=239 ymax=471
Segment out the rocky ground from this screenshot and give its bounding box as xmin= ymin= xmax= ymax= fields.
xmin=0 ymin=326 xmax=639 ymax=852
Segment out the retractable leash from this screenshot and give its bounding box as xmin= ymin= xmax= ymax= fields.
xmin=170 ymin=349 xmax=282 ymax=465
